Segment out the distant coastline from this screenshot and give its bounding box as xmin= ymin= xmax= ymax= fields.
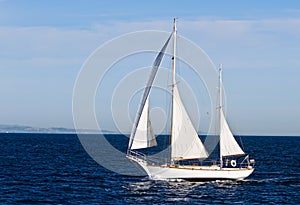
xmin=0 ymin=124 xmax=298 ymax=137
xmin=0 ymin=124 xmax=113 ymax=134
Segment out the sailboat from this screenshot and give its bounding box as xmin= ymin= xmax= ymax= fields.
xmin=126 ymin=19 xmax=255 ymax=181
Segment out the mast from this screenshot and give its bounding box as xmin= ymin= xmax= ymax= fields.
xmin=170 ymin=18 xmax=177 ymax=165
xmin=219 ymin=64 xmax=223 ymax=168
xmin=218 ymin=64 xmax=245 ymax=159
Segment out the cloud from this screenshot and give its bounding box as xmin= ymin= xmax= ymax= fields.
xmin=0 ymin=18 xmax=299 ymax=134
xmin=1 ymin=17 xmax=299 ymax=70
xmin=176 ymin=18 xmax=300 ymax=69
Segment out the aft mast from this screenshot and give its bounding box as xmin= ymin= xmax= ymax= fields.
xmin=170 ymin=18 xmax=177 ymax=165
xmin=219 ymin=64 xmax=245 ymax=168
xmin=219 ymin=64 xmax=223 ymax=168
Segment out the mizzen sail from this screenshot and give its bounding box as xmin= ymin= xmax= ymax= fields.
xmin=219 ymin=64 xmax=244 ymax=157
xmin=219 ymin=110 xmax=245 ymax=156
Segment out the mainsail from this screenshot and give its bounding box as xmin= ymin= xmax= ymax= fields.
xmin=170 ymin=19 xmax=208 ymax=160
xmin=171 ymin=85 xmax=209 ymax=160
xmin=131 ymin=97 xmax=157 ymax=149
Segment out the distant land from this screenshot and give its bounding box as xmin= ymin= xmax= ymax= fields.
xmin=1 ymin=124 xmax=298 ymax=137
xmin=0 ymin=124 xmax=113 ymax=134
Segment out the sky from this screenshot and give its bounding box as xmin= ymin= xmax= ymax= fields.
xmin=0 ymin=0 xmax=299 ymax=135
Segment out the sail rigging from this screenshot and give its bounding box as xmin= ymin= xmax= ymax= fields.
xmin=126 ymin=19 xmax=254 ymax=181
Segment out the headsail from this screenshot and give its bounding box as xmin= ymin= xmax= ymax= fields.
xmin=171 ymin=85 xmax=209 ymax=160
xmin=131 ymin=97 xmax=157 ymax=149
xmin=128 ymin=33 xmax=173 ymax=151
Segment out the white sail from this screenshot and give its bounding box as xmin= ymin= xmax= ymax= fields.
xmin=131 ymin=98 xmax=157 ymax=149
xmin=219 ymin=109 xmax=244 ymax=156
xmin=171 ymin=85 xmax=208 ymax=160
xmin=126 ymin=19 xmax=255 ymax=181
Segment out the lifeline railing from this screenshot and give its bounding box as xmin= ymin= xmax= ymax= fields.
xmin=128 ymin=150 xmax=255 ymax=168
xmin=128 ymin=150 xmax=168 ymax=165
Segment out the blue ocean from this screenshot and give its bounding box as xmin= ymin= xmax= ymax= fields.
xmin=0 ymin=133 xmax=299 ymax=204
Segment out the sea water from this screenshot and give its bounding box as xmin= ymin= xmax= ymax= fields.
xmin=0 ymin=133 xmax=299 ymax=204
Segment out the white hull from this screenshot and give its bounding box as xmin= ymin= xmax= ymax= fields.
xmin=128 ymin=156 xmax=254 ymax=181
